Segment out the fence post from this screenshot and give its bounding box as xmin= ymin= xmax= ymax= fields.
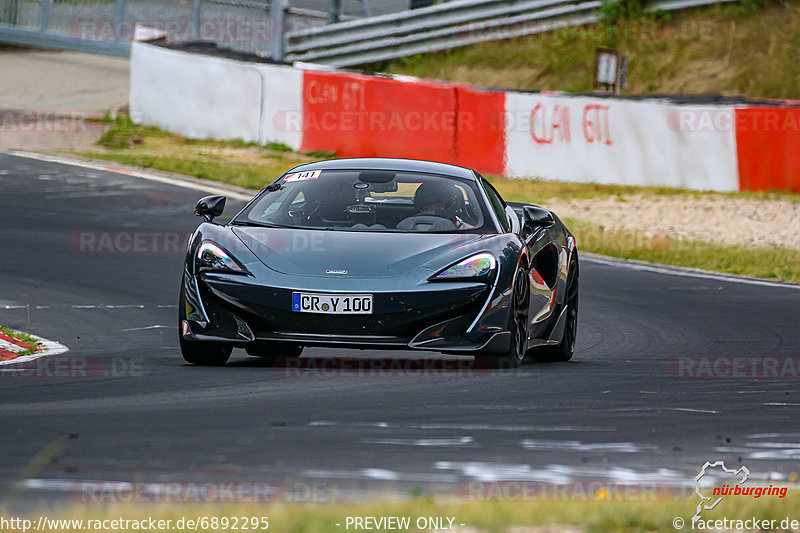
xmin=329 ymin=0 xmax=340 ymax=23
xmin=269 ymin=0 xmax=285 ymax=61
xmin=114 ymin=0 xmax=125 ymax=41
xmin=3 ymin=0 xmax=19 ymax=25
xmin=39 ymin=0 xmax=49 ymax=33
xmin=192 ymin=0 xmax=202 ymax=39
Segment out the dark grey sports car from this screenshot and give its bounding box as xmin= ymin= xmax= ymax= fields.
xmin=179 ymin=158 xmax=578 ymax=368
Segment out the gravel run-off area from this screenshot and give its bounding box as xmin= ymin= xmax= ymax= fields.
xmin=543 ymin=194 xmax=800 ymax=251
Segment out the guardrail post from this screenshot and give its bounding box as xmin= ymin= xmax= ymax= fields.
xmin=192 ymin=0 xmax=202 ymax=39
xmin=269 ymin=0 xmax=285 ymax=61
xmin=2 ymin=0 xmax=19 ymax=25
xmin=329 ymin=0 xmax=340 ymax=23
xmin=39 ymin=0 xmax=49 ymax=33
xmin=114 ymin=0 xmax=125 ymax=42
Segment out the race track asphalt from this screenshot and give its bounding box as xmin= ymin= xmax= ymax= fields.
xmin=1 ymin=152 xmax=799 ymax=510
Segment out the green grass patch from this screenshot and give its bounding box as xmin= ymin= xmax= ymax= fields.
xmin=4 ymin=494 xmax=799 ymax=533
xmin=81 ymin=115 xmax=322 ymax=190
xmin=0 ymin=43 xmax=36 ymax=51
xmin=0 ymin=325 xmax=42 ymax=356
xmin=265 ymin=142 xmax=294 ymax=152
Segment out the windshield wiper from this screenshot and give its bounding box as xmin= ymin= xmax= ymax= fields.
xmin=230 ymin=220 xmax=294 ymax=228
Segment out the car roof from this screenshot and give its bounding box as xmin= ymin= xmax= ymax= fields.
xmin=287 ymin=158 xmax=477 ymax=180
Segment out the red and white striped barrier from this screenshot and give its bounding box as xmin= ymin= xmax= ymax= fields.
xmin=130 ymin=40 xmax=799 ymax=193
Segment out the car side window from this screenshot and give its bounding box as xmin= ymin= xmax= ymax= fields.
xmin=479 ymin=177 xmax=511 ymax=233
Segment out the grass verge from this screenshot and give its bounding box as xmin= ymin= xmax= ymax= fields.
xmin=81 ymin=115 xmax=321 ymax=190
xmin=367 ymin=1 xmax=800 ymax=99
xmin=75 ymin=115 xmax=800 ymax=283
xmin=3 ymin=495 xmax=798 ymax=533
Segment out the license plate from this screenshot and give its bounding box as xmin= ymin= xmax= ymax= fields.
xmin=292 ymin=292 xmax=373 ymax=314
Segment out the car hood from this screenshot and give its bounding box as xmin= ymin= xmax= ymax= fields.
xmin=231 ymin=226 xmax=486 ymax=278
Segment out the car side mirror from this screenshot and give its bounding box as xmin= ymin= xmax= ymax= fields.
xmin=522 ymin=205 xmax=555 ymax=231
xmin=195 ymin=195 xmax=226 ymax=223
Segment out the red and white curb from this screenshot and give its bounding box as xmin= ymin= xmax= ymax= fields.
xmin=0 ymin=330 xmax=69 ymax=366
xmin=0 ymin=330 xmax=37 ymax=360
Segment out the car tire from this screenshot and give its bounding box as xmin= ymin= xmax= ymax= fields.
xmin=180 ymin=336 xmax=232 ymax=366
xmin=535 ymin=256 xmax=578 ymax=363
xmin=491 ymin=265 xmax=530 ymax=369
xmin=178 ymin=282 xmax=232 ymax=366
xmin=246 ymin=342 xmax=304 ymax=364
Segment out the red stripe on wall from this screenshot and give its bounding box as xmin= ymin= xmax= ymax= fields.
xmin=301 ymin=71 xmax=457 ymax=162
xmin=735 ymin=106 xmax=800 ymax=192
xmin=453 ymin=86 xmax=506 ymax=175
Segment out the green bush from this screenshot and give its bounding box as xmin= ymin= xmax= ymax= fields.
xmin=600 ymin=0 xmax=651 ymax=23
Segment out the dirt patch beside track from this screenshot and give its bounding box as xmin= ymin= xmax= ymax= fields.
xmin=544 ymin=194 xmax=800 ymax=251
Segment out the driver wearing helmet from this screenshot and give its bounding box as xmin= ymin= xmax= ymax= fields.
xmin=413 ymin=181 xmax=472 ymax=229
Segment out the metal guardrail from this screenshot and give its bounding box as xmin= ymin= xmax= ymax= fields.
xmin=285 ymin=0 xmax=739 ymax=67
xmin=0 ymin=0 xmax=378 ymax=57
xmin=0 ymin=0 xmax=737 ymax=61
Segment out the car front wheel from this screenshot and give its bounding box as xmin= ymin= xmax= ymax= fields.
xmin=180 ymin=336 xmax=232 ymax=366
xmin=535 ymin=256 xmax=578 ymax=363
xmin=491 ymin=265 xmax=530 ymax=369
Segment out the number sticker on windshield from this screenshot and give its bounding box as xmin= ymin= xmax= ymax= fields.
xmin=285 ymin=170 xmax=321 ymax=182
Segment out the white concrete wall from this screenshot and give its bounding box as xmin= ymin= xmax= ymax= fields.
xmin=256 ymin=64 xmax=303 ymax=151
xmin=130 ymin=42 xmax=262 ymax=143
xmin=504 ymin=92 xmax=739 ymax=191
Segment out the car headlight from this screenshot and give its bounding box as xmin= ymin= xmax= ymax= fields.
xmin=432 ymin=253 xmax=496 ymax=281
xmin=196 ymin=241 xmax=247 ymax=273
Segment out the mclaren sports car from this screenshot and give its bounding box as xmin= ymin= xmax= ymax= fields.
xmin=179 ymin=158 xmax=579 ymax=368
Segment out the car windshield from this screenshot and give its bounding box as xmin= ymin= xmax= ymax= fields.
xmin=233 ymin=169 xmax=492 ymax=233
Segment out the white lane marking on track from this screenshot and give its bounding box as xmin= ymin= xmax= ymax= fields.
xmin=363 ymin=437 xmax=475 ymax=447
xmin=748 ymin=433 xmax=800 ymax=438
xmin=435 ymin=461 xmax=682 ymax=483
xmin=0 ymin=333 xmax=68 ymax=366
xmin=304 ymin=469 xmax=456 ymax=483
xmin=585 ymin=256 xmax=800 ymax=290
xmin=23 ymin=479 xmax=132 ymax=491
xmin=613 ymin=407 xmax=719 ymax=414
xmin=5 ymin=150 xmax=254 ymax=201
xmin=2 ymin=304 xmax=174 ymax=311
xmin=308 ymin=421 xmax=614 ymax=432
xmin=121 ymin=325 xmax=174 ymax=331
xmin=521 ymin=440 xmax=656 ymax=453
xmin=72 ymin=305 xmax=145 ymax=309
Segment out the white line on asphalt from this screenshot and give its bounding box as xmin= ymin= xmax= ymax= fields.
xmin=584 ymin=255 xmax=800 ymax=290
xmin=5 ymin=150 xmax=255 ymax=201
xmin=71 ymin=304 xmax=145 ymax=309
